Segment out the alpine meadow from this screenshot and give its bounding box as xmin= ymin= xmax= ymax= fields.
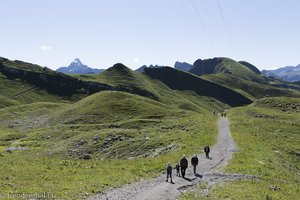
xmin=0 ymin=1 xmax=300 ymax=200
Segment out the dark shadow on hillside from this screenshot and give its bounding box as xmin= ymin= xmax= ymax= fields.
xmin=144 ymin=67 xmax=252 ymax=107
xmin=0 ymin=61 xmax=158 ymax=100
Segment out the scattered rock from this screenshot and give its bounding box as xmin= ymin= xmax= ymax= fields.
xmin=77 ymin=139 xmax=88 ymax=147
xmin=258 ymin=161 xmax=264 ymax=165
xmin=94 ymin=135 xmax=100 ymax=144
xmin=15 ymin=120 xmax=21 ymax=125
xmin=82 ymin=154 xmax=92 ymax=160
xmin=152 ymin=144 xmax=177 ymax=156
xmin=108 ymin=124 xmax=121 ymax=128
xmin=269 ymin=185 xmax=281 ymax=191
xmin=286 ymin=149 xmax=300 ymax=157
xmin=66 ymin=149 xmax=75 ymax=157
xmin=5 ymin=147 xmax=27 ymax=152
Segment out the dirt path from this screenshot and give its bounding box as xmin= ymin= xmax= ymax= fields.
xmin=90 ymin=117 xmax=245 ymax=200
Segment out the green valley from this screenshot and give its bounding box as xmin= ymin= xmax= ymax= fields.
xmin=0 ymin=56 xmax=299 ymax=199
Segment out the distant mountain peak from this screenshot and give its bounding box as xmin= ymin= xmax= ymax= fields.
xmin=56 ymin=58 xmax=104 ymax=74
xmin=71 ymin=58 xmax=83 ymax=66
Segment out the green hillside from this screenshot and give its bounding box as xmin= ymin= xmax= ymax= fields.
xmin=76 ymin=64 xmax=250 ymax=112
xmin=1 ymin=57 xmax=299 ymax=199
xmin=239 ymin=61 xmax=261 ymax=74
xmin=0 ymin=72 xmax=72 ymax=108
xmin=0 ymin=90 xmax=218 ymax=198
xmin=0 ymin=57 xmax=115 ymax=106
xmin=201 ymin=73 xmax=299 ymax=100
xmin=143 ymin=67 xmax=252 ymax=107
xmin=190 ymin=57 xmax=266 ymax=83
xmin=49 ymin=91 xmax=170 ymax=125
xmin=189 ymin=57 xmax=300 ymax=100
xmin=0 ymin=58 xmax=247 ymax=198
xmin=183 ymin=97 xmax=300 ymax=199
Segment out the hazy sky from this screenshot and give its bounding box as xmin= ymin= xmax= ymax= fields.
xmin=0 ymin=0 xmax=299 ymax=70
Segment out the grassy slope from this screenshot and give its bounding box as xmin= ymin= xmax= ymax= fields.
xmin=193 ymin=57 xmax=300 ymax=101
xmin=0 ymin=57 xmax=53 ymax=74
xmin=143 ymin=67 xmax=253 ymax=107
xmin=1 ymin=58 xmax=288 ymax=199
xmin=0 ymin=101 xmax=218 ymax=199
xmin=192 ymin=57 xmax=266 ymax=84
xmin=201 ymin=73 xmax=299 ymax=100
xmin=0 ymin=72 xmax=71 ymax=108
xmin=216 ymin=58 xmax=265 ymax=83
xmin=0 ymin=60 xmax=225 ymax=198
xmin=183 ymin=97 xmax=300 ymax=199
xmin=49 ymin=91 xmax=169 ymax=124
xmin=75 ymin=65 xmax=228 ymax=113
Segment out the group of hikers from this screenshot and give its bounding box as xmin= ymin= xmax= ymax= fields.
xmin=166 ymin=145 xmax=210 ymax=183
xmin=212 ymin=110 xmax=226 ymax=117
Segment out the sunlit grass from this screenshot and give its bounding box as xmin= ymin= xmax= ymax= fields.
xmin=182 ymin=97 xmax=300 ymax=199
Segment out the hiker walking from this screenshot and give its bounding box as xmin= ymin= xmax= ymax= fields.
xmin=175 ymin=163 xmax=180 ymax=177
xmin=166 ymin=163 xmax=174 ymax=183
xmin=180 ymin=155 xmax=188 ymax=178
xmin=204 ymin=145 xmax=210 ymax=159
xmin=191 ymin=154 xmax=199 ymax=175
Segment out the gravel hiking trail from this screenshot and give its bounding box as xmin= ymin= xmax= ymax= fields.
xmin=90 ymin=117 xmax=250 ymax=200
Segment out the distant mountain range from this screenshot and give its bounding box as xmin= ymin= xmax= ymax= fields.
xmin=54 ymin=57 xmax=300 ymax=83
xmin=135 ymin=64 xmax=166 ymax=72
xmin=57 ymin=58 xmax=104 ymax=74
xmin=174 ymin=62 xmax=193 ymax=71
xmin=262 ymin=65 xmax=300 ymax=82
xmin=135 ymin=62 xmax=193 ymax=72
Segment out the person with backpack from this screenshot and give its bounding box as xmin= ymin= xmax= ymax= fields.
xmin=204 ymin=145 xmax=210 ymax=159
xmin=180 ymin=155 xmax=188 ymax=178
xmin=166 ymin=162 xmax=174 ymax=183
xmin=191 ymin=154 xmax=199 ymax=175
xmin=175 ymin=162 xmax=180 ymax=177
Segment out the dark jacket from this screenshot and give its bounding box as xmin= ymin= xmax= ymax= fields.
xmin=175 ymin=164 xmax=180 ymax=170
xmin=167 ymin=165 xmax=172 ymax=174
xmin=191 ymin=156 xmax=199 ymax=165
xmin=204 ymin=146 xmax=210 ymax=153
xmin=180 ymin=157 xmax=188 ymax=168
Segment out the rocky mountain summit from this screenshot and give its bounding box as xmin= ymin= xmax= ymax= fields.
xmin=57 ymin=58 xmax=104 ymax=74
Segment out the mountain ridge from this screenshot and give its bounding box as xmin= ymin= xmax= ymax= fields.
xmin=174 ymin=61 xmax=193 ymax=71
xmin=189 ymin=57 xmax=266 ymax=85
xmin=262 ymin=64 xmax=300 ymax=82
xmin=57 ymin=58 xmax=104 ymax=74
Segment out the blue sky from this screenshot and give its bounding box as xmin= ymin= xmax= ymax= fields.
xmin=0 ymin=0 xmax=299 ymax=70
